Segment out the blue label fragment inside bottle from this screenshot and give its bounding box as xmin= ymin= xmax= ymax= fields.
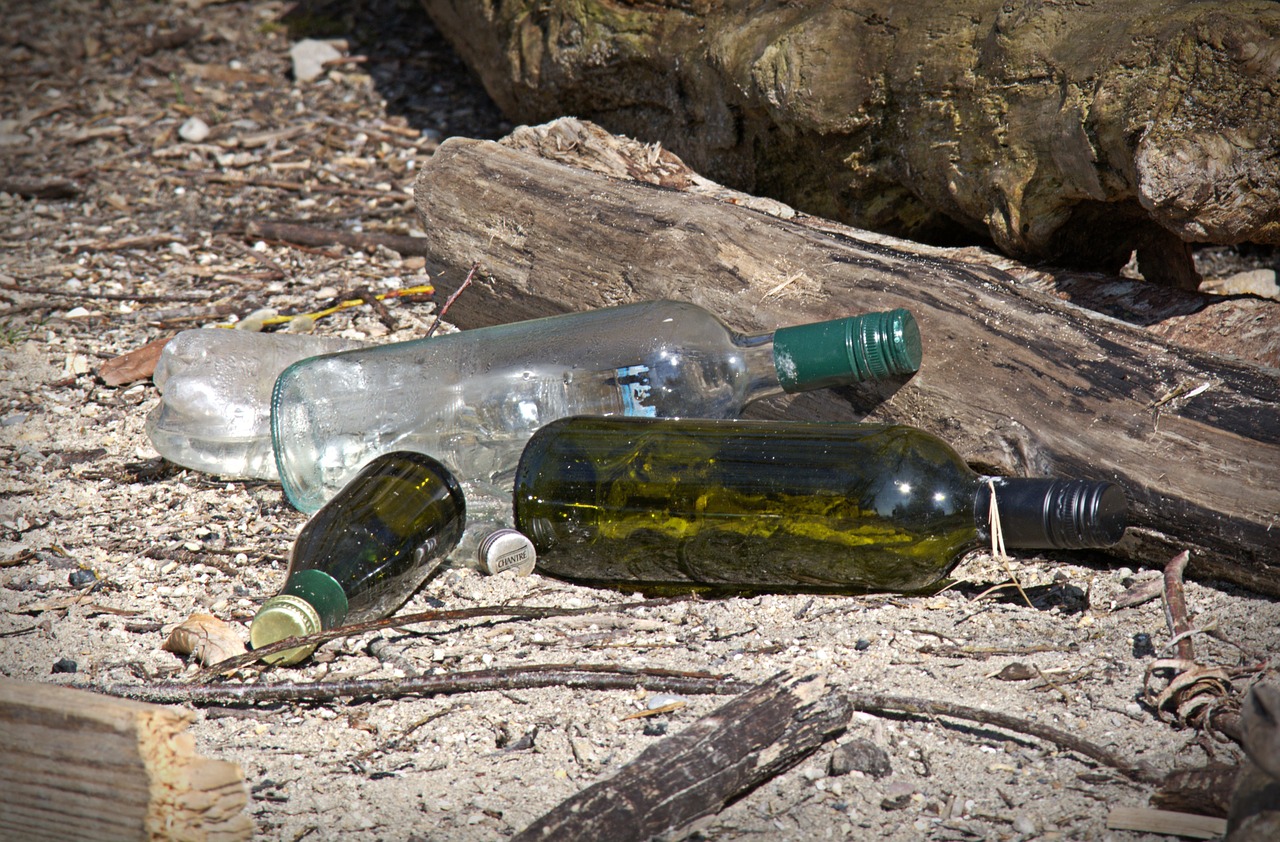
xmin=616 ymin=364 xmax=657 ymax=417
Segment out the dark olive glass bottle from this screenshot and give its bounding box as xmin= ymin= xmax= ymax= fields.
xmin=513 ymin=417 xmax=1126 ymax=595
xmin=250 ymin=451 xmax=465 ymax=664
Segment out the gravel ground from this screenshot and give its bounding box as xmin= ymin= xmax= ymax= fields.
xmin=1 ymin=1 xmax=1277 ymax=840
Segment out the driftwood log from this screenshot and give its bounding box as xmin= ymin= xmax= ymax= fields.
xmin=412 ymin=119 xmax=1280 ymax=595
xmin=1227 ymin=683 xmax=1280 ymax=842
xmin=512 ymin=670 xmax=849 ymax=841
xmin=0 ymin=679 xmax=252 ymax=841
xmin=419 ymin=0 xmax=1280 ymax=288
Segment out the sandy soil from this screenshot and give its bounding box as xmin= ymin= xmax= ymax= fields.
xmin=1 ymin=1 xmax=1276 ymax=840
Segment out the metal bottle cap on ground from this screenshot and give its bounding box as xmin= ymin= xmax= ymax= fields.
xmin=478 ymin=528 xmax=536 ymax=576
xmin=249 ymin=594 xmax=323 ymax=665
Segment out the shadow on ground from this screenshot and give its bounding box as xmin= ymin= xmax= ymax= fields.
xmin=280 ymin=0 xmax=511 ymax=140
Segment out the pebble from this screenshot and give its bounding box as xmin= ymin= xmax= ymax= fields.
xmin=996 ymin=662 xmax=1037 ymax=681
xmin=642 ymin=721 xmax=668 ymax=737
xmin=51 ymin=657 xmax=77 ymax=674
xmin=290 ymin=39 xmax=342 ymax=83
xmin=1203 ymin=268 xmax=1279 ymax=299
xmin=830 ymin=737 xmax=893 ymax=779
xmin=879 ymin=781 xmax=915 ymax=811
xmin=178 ymin=116 xmax=210 ymax=143
xmin=646 ymin=693 xmax=688 ymax=710
xmin=68 ymin=568 xmax=97 ymax=588
xmin=1012 ymin=814 xmax=1037 ymax=835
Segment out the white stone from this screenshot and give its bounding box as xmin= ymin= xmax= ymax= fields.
xmin=178 ymin=116 xmax=210 ymax=143
xmin=291 ymin=39 xmax=342 ymax=83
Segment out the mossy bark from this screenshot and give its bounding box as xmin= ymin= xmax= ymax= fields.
xmin=419 ymin=0 xmax=1280 ymax=287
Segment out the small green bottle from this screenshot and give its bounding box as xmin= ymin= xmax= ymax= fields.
xmin=250 ymin=451 xmax=465 ymax=665
xmin=512 ymin=417 xmax=1126 ymax=595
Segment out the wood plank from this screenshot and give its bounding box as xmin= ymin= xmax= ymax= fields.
xmin=1107 ymin=806 xmax=1227 ymax=839
xmin=0 ymin=679 xmax=252 ymax=841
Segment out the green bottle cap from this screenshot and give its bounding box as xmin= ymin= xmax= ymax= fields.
xmin=771 ymin=309 xmax=921 ymax=392
xmin=249 ymin=569 xmax=349 ymax=665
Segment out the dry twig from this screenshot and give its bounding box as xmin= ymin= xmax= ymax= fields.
xmin=243 ymin=219 xmax=433 ymax=256
xmin=96 ymin=663 xmax=749 ymax=706
xmin=424 ymin=261 xmax=477 ymax=338
xmin=195 ymin=595 xmax=694 ymax=676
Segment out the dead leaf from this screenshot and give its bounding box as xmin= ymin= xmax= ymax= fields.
xmin=163 ymin=612 xmax=247 ymax=666
xmin=97 ymin=333 xmax=175 ymax=386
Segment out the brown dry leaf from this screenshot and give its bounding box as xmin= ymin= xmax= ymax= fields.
xmin=163 ymin=612 xmax=248 ymax=666
xmin=97 ymin=333 xmax=175 ymax=386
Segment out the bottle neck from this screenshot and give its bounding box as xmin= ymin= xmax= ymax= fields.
xmin=975 ymin=477 xmax=1127 ymax=549
xmin=739 ymin=331 xmax=788 ymax=404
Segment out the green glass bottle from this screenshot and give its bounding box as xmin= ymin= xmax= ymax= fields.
xmin=512 ymin=417 xmax=1127 ymax=595
xmin=250 ymin=451 xmax=465 ymax=665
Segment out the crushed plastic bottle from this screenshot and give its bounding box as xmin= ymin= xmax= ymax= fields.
xmin=146 ymin=329 xmax=370 ymax=480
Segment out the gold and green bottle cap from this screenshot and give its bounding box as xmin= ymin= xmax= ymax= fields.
xmin=772 ymin=308 xmax=921 ymax=392
xmin=249 ymin=568 xmax=349 ymax=665
xmin=250 ymin=595 xmax=323 ymax=666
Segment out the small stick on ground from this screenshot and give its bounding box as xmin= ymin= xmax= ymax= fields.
xmin=424 ymin=261 xmax=477 ymax=338
xmin=207 ymin=174 xmax=413 ymax=202
xmin=220 ymin=236 xmax=288 ymax=280
xmin=843 ymin=690 xmax=1162 ymax=784
xmin=242 ymin=219 xmax=432 ymax=256
xmin=95 ymin=663 xmax=750 ymax=706
xmin=0 ymin=178 xmax=81 ymax=199
xmin=70 ymin=234 xmax=184 ymax=254
xmin=1163 ymin=551 xmax=1195 ymax=660
xmin=94 ymin=670 xmax=1163 ymax=785
xmin=195 ymin=595 xmax=695 ymax=676
xmin=0 ymin=281 xmax=210 ymax=303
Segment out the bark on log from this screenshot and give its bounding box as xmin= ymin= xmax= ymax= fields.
xmin=511 ymin=670 xmax=849 ymax=841
xmin=0 ymin=678 xmax=252 ymax=841
xmin=413 ymin=120 xmax=1280 ymax=596
xmin=419 ymin=0 xmax=1280 ymax=288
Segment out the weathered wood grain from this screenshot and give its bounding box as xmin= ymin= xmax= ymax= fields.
xmin=511 ymin=670 xmax=849 ymax=841
xmin=0 ymin=679 xmax=252 ymax=841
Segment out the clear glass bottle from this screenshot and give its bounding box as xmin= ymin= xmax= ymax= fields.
xmin=271 ymin=300 xmax=921 ymax=527
xmin=512 ymin=417 xmax=1127 ymax=595
xmin=249 ymin=451 xmax=465 ymax=665
xmin=146 ymin=329 xmax=369 ymax=480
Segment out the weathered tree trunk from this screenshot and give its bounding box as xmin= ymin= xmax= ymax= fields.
xmin=419 ymin=0 xmax=1280 ymax=288
xmin=413 ymin=119 xmax=1280 ymax=596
